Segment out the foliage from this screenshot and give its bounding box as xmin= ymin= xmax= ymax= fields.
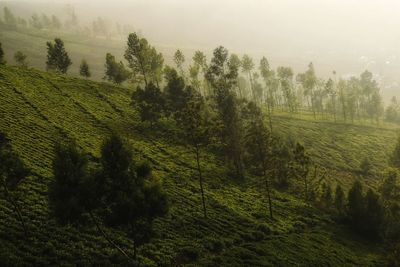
xmin=132 ymin=82 xmax=165 ymax=125
xmin=49 ymin=141 xmax=89 ymax=224
xmin=46 ymin=38 xmax=72 ymax=74
xmin=79 ymin=59 xmax=91 ymax=78
xmin=14 ymin=51 xmax=28 ymax=68
xmin=104 ymin=53 xmax=130 ymax=84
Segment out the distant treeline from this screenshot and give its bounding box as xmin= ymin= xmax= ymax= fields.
xmin=0 ymin=5 xmax=135 ymax=39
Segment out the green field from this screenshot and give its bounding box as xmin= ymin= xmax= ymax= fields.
xmin=0 ymin=65 xmax=392 ymax=266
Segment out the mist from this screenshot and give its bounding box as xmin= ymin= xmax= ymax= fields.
xmin=3 ymin=0 xmax=400 ymax=99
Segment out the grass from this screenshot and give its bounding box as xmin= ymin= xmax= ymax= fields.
xmin=0 ymin=65 xmax=389 ymax=266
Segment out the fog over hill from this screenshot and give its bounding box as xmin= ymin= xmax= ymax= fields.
xmin=2 ymin=0 xmax=400 ymax=100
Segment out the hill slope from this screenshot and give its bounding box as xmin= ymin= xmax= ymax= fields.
xmin=0 ymin=65 xmax=388 ymax=266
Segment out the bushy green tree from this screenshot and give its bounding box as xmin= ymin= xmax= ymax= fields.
xmin=124 ymin=32 xmax=163 ymax=86
xmin=98 ymin=135 xmax=168 ymax=257
xmin=163 ymin=67 xmax=191 ymax=114
xmin=364 ymin=188 xmax=385 ymax=240
xmin=49 ymin=141 xmax=89 ymax=224
xmin=46 ymin=38 xmax=72 ymax=74
xmin=104 ymin=53 xmax=130 ymax=84
xmin=132 ymin=82 xmax=165 ymax=125
xmin=79 ymin=59 xmax=91 ymax=78
xmin=347 ymin=180 xmax=365 ymax=231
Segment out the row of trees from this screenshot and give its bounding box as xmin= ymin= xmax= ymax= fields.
xmin=0 ymin=6 xmax=135 ymax=39
xmin=49 ymin=135 xmax=168 ymax=261
xmin=0 ymin=130 xmax=168 ymax=263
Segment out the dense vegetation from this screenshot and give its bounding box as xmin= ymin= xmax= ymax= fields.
xmin=0 ymin=4 xmax=399 ymax=267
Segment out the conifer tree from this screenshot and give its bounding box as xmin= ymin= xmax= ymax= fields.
xmin=79 ymin=59 xmax=91 ymax=78
xmin=46 ymin=38 xmax=72 ymax=73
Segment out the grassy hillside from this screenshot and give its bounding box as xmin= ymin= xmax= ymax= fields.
xmin=0 ymin=27 xmax=194 ymax=81
xmin=0 ymin=65 xmax=389 ymax=266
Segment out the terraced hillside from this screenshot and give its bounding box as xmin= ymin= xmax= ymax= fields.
xmin=0 ymin=65 xmax=389 ymax=266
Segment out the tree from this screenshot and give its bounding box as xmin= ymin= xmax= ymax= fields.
xmin=0 ymin=132 xmax=29 ymax=237
xmin=175 ymin=92 xmax=210 ymax=218
xmin=163 ymin=67 xmax=190 ymax=114
xmin=104 ymin=53 xmax=130 ymax=84
xmin=277 ymin=66 xmax=295 ymax=112
xmin=364 ymin=188 xmax=385 ymax=240
xmin=124 ymin=32 xmax=152 ymax=86
xmin=259 ymin=56 xmax=274 ymax=131
xmin=385 ymin=96 xmax=400 ymax=123
xmin=337 ymin=79 xmax=347 ymax=121
xmin=229 ymin=54 xmax=243 ymax=98
xmin=30 ymin=14 xmax=43 ymax=29
xmin=174 ymin=49 xmax=185 ymax=78
xmin=148 ymin=47 xmax=164 ymax=88
xmin=271 ymin=138 xmax=293 ymax=189
xmin=98 ymin=135 xmax=168 ymax=258
xmin=244 ymin=102 xmax=274 ymax=219
xmin=390 ymin=135 xmax=400 ymax=169
xmin=0 ymin=42 xmax=5 ymax=65
xmin=334 ymin=184 xmax=345 ymax=216
xmin=379 ymin=168 xmax=400 ymax=241
xmin=241 ymin=54 xmax=255 ymax=100
xmin=49 ymin=141 xmax=89 ymax=224
xmin=79 ymin=59 xmax=91 ymax=78
xmin=14 ymin=51 xmax=28 ymax=68
xmin=360 ymin=157 xmax=372 ymax=176
xmin=298 ymin=63 xmax=317 ymax=117
xmin=193 ymin=51 xmax=209 ymax=95
xmin=293 ymin=143 xmax=311 ymax=202
xmin=206 ymin=46 xmax=244 ymax=179
xmin=321 ymin=182 xmax=333 ymax=209
xmin=51 ymin=15 xmax=62 ymax=30
xmin=3 ymin=7 xmax=17 ymax=28
xmin=347 ymin=180 xmax=365 ymax=231
xmin=325 ymin=78 xmax=337 ymax=122
xmin=46 ymin=38 xmax=72 ymax=74
xmin=132 ymin=82 xmax=165 ymax=125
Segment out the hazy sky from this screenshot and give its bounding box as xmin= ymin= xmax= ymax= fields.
xmin=4 ymin=0 xmax=400 ymax=97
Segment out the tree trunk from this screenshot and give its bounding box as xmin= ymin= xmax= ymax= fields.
xmin=89 ymin=212 xmax=133 ymax=261
xmin=262 ymin=167 xmax=273 ymax=219
xmin=195 ymin=145 xmax=207 ymax=218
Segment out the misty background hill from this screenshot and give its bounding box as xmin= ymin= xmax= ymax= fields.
xmin=1 ymin=0 xmax=400 ymax=101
